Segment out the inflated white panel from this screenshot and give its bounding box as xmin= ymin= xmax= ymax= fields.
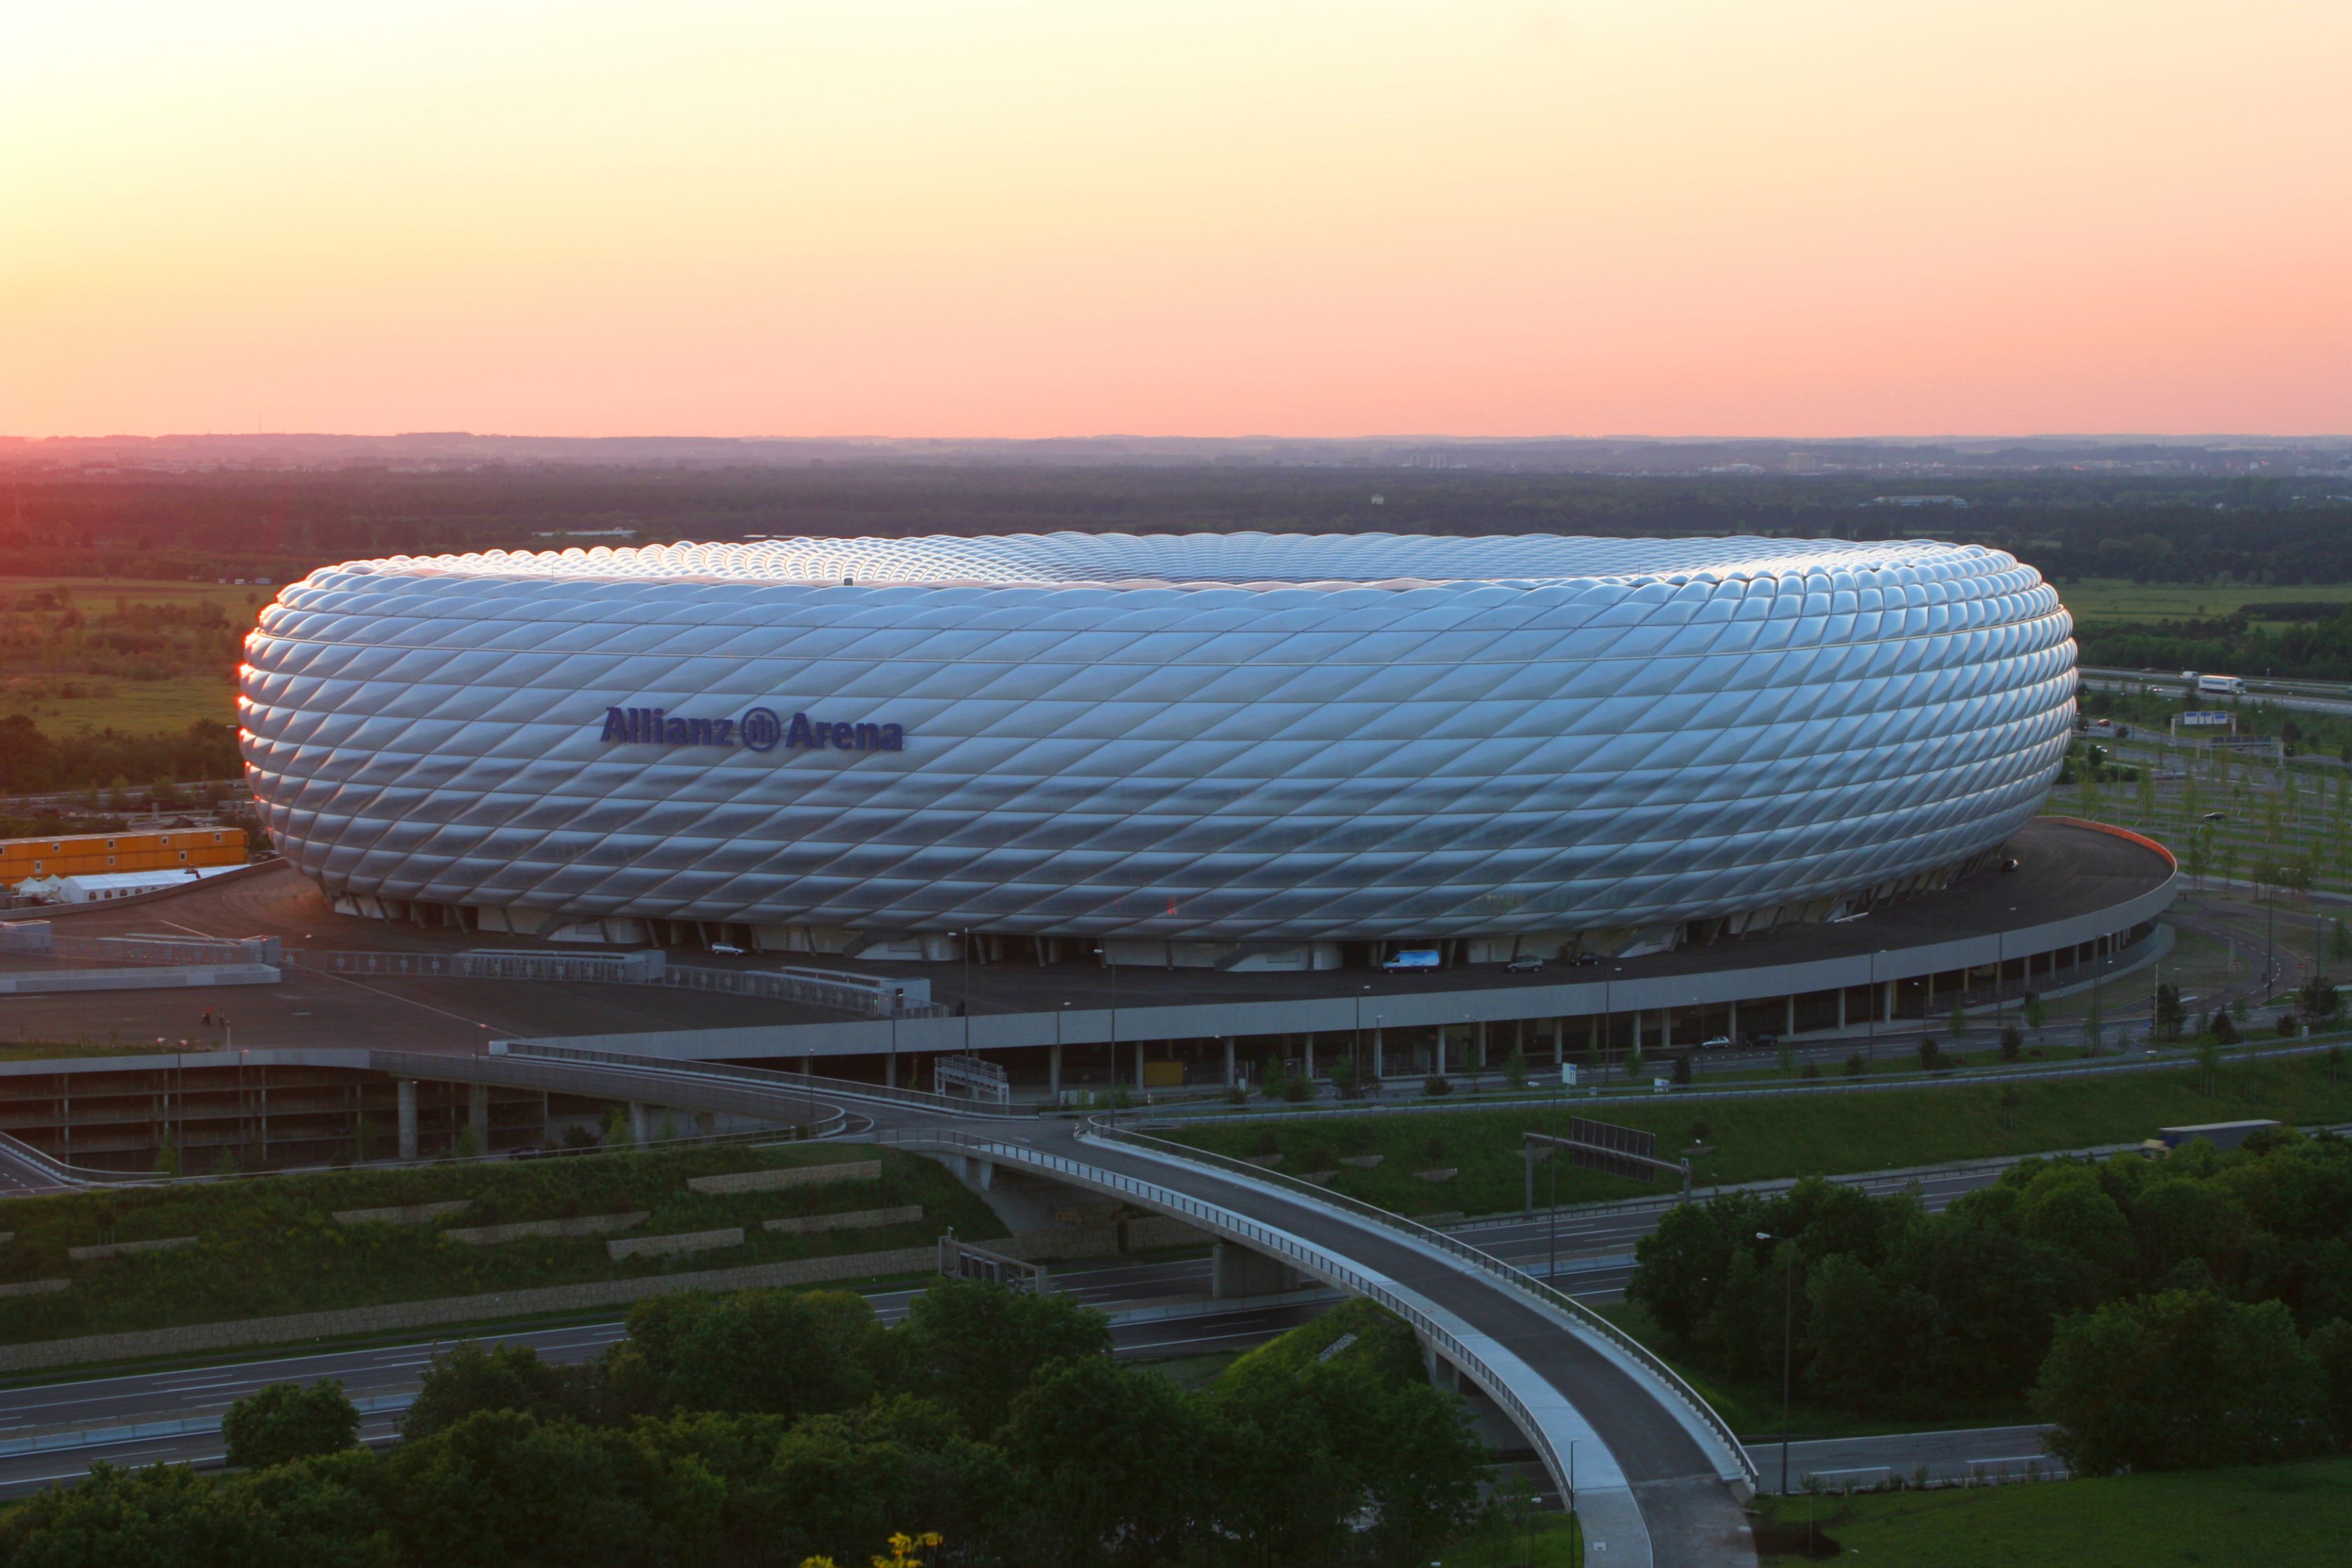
xmin=240 ymin=533 xmax=2076 ymax=940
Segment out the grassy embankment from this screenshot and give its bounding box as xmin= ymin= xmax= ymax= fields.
xmin=1169 ymin=1055 xmax=2352 ymax=1220
xmin=2059 ymin=578 xmax=2352 ymax=627
xmin=0 ymin=578 xmax=261 ymax=736
xmin=1753 ymin=1457 xmax=2352 ymax=1566
xmin=0 ymin=1142 xmax=1005 ymax=1344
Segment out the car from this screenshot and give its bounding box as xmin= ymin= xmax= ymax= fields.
xmin=2202 ymin=811 xmax=2227 ymax=824
xmin=709 ymin=941 xmax=746 ymax=955
xmin=1505 ymin=953 xmax=1544 ymax=973
xmin=1570 ymin=951 xmax=1602 ymax=967
xmin=1746 ymin=1032 xmax=1778 ymax=1051
xmin=1700 ymin=1035 xmax=1732 ymax=1050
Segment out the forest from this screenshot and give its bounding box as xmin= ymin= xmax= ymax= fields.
xmin=1630 ymin=1130 xmax=2352 ymax=1476
xmin=0 ymin=1284 xmax=1489 ymax=1568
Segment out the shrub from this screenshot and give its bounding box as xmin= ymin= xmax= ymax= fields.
xmin=1278 ymin=1077 xmax=1311 ymax=1102
xmin=222 ymin=1380 xmax=360 ymax=1470
xmin=1999 ymin=1026 xmax=2024 ymax=1063
xmin=1423 ymin=1074 xmax=1452 ymax=1097
xmin=1502 ymin=1049 xmax=1529 ymax=1091
xmin=1842 ymin=1051 xmax=1867 ymax=1077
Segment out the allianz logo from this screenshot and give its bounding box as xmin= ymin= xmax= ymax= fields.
xmin=599 ymin=706 xmax=906 ymax=754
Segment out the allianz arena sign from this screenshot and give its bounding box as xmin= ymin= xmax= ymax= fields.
xmin=598 ymin=706 xmax=906 ymax=754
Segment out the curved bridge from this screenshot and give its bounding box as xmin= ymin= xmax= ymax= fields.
xmin=880 ymin=1117 xmax=1758 ymax=1568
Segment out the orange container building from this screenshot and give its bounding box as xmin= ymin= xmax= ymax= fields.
xmin=0 ymin=829 xmax=248 ymax=883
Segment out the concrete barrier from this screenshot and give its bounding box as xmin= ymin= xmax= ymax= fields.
xmin=0 ymin=1280 xmax=68 ymax=1299
xmin=444 ymin=1212 xmax=648 ymax=1246
xmin=0 ymin=964 xmax=279 ymax=994
xmin=607 ymin=1227 xmax=743 ymax=1261
xmin=333 ymin=1200 xmax=474 ymax=1227
xmin=67 ymin=1236 xmax=198 ymax=1261
xmin=764 ymin=1205 xmax=923 ymax=1236
xmin=685 ymin=1161 xmax=880 ymax=1194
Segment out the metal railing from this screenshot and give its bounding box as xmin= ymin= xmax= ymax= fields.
xmin=1084 ymin=1117 xmax=1758 ymax=1489
xmin=494 ymin=1042 xmax=1006 ymax=1118
xmin=877 ymin=1127 xmax=1576 ymax=1503
xmin=280 ymin=948 xmax=947 ymax=1018
xmin=363 ymin=1047 xmax=850 ymax=1138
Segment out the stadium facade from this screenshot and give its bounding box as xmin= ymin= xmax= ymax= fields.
xmin=239 ymin=533 xmax=2077 ymax=968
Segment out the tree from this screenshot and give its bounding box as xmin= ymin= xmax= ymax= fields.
xmin=1947 ymin=1004 xmax=1968 ymax=1049
xmin=0 ymin=1457 xmax=394 ymax=1568
xmin=224 ymin=1379 xmax=361 ymax=1470
xmin=888 ymin=1280 xmax=1112 ymax=1438
xmin=2082 ymin=995 xmax=2105 ymax=1056
xmin=1999 ymin=1025 xmax=2024 ymax=1063
xmin=2036 ymin=1290 xmax=2328 ymax=1474
xmin=402 ymin=1341 xmax=580 ymax=1441
xmin=2023 ymin=993 xmax=2047 ymax=1042
xmin=1502 ymin=1047 xmax=1529 ymax=1091
xmin=998 ymin=1355 xmax=1205 ymax=1568
xmin=2155 ymin=983 xmax=2188 ymax=1041
xmin=384 ymin=1409 xmax=724 ymax=1568
xmin=649 ymin=1289 xmax=878 ymax=1420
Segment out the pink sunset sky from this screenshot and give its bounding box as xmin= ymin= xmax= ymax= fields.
xmin=3 ymin=1 xmax=2346 ymax=440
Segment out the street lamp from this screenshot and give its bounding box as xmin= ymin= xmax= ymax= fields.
xmin=1758 ymin=1230 xmax=1795 ymax=1496
xmin=1095 ymin=945 xmax=1121 ymax=1093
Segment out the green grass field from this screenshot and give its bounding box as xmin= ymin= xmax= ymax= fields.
xmin=1754 ymin=1457 xmax=2352 ymax=1565
xmin=2059 ymin=578 xmax=2352 ymax=626
xmin=0 ymin=576 xmax=262 ymax=736
xmin=0 ymin=673 xmax=236 ymax=734
xmin=1170 ymin=1058 xmax=2352 ymax=1219
xmin=0 ymin=1142 xmax=1005 ymax=1345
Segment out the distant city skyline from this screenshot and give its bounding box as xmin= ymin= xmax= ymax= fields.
xmin=4 ymin=1 xmax=2346 ymax=440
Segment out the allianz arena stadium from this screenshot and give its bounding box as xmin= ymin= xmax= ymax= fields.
xmin=239 ymin=532 xmax=2077 ymax=967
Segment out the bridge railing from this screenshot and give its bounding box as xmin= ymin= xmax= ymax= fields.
xmin=1086 ymin=1118 xmax=1758 ymax=1489
xmin=878 ymin=1127 xmax=1573 ymax=1503
xmin=492 ymin=1042 xmax=1006 ymax=1117
xmin=364 ymin=1048 xmax=853 ymax=1139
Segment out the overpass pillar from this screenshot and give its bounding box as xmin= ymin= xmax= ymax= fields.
xmin=396 ymin=1079 xmax=419 ymax=1161
xmin=1371 ymin=1027 xmax=1383 ymax=1082
xmin=1301 ymin=1032 xmax=1315 ymax=1083
xmin=886 ymin=1050 xmax=897 ymax=1089
xmin=1135 ymin=1040 xmax=1146 ymax=1091
xmin=1211 ymin=1240 xmax=1296 ymax=1298
xmin=1222 ymin=1037 xmax=1235 ymax=1088
xmin=1784 ymin=995 xmax=1795 ymax=1036
xmin=1047 ymin=1042 xmax=1060 ymax=1099
xmin=1727 ymin=997 xmax=1739 ymax=1044
xmin=1884 ymin=979 xmax=1896 ymax=1023
xmin=630 ymin=1102 xmax=654 ymax=1142
xmin=1435 ymin=1029 xmax=1447 ymax=1078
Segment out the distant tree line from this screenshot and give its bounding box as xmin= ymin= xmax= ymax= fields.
xmin=2075 ymin=607 xmax=2352 ymax=682
xmin=0 ymin=716 xmax=242 ymax=794
xmin=0 ymin=466 xmax=2346 ymax=587
xmin=0 ymin=1283 xmax=1487 ymax=1568
xmin=1632 ymin=1130 xmax=2352 ymax=1476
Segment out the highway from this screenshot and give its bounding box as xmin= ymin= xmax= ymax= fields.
xmin=0 ymin=1152 xmax=2020 ymax=1504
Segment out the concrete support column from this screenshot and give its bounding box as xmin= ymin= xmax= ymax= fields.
xmin=1046 ymin=1042 xmax=1060 ymax=1099
xmin=1476 ymin=1019 xmax=1488 ymax=1074
xmin=1786 ymin=995 xmax=1797 ymax=1035
xmin=1301 ymin=1032 xmax=1315 ymax=1082
xmin=1371 ymin=1027 xmax=1384 ymax=1082
xmin=1553 ymin=1018 xmax=1564 ymax=1068
xmin=1836 ymin=988 xmax=1847 ymax=1029
xmin=630 ymin=1102 xmax=654 ymax=1142
xmin=1135 ymin=1040 xmax=1146 ymax=1091
xmin=396 ymin=1079 xmax=419 ymax=1161
xmin=886 ymin=1050 xmax=897 ymax=1089
xmin=1728 ymin=997 xmax=1740 ymax=1044
xmin=468 ymin=1083 xmax=490 ymax=1143
xmin=1884 ymin=979 xmax=1896 ymax=1022
xmin=1212 ymin=1240 xmax=1296 ymax=1298
xmin=1223 ymin=1037 xmax=1236 ymax=1087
